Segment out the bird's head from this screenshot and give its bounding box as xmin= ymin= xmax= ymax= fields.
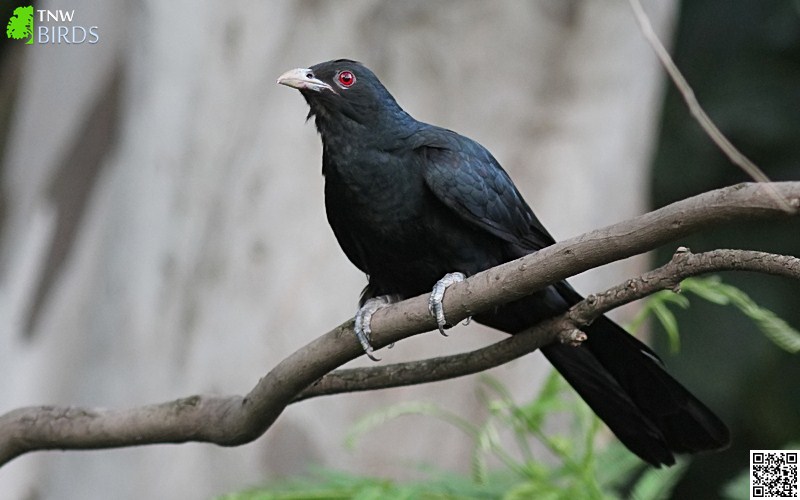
xmin=277 ymin=59 xmax=413 ymax=138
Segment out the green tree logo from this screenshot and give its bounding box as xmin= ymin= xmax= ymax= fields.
xmin=6 ymin=5 xmax=34 ymax=45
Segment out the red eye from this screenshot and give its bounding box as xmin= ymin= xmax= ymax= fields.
xmin=337 ymin=70 xmax=356 ymax=88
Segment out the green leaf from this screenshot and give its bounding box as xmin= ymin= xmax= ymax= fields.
xmin=683 ymin=277 xmax=800 ymax=353
xmin=628 ymin=290 xmax=688 ymax=335
xmin=650 ymin=300 xmax=681 ymax=353
xmin=680 ymin=276 xmax=730 ymax=305
xmin=345 ymin=402 xmax=480 ymax=450
xmin=504 ymin=482 xmax=562 ymax=500
xmin=518 ymin=370 xmax=569 ymax=431
xmin=656 ymin=291 xmax=691 ymax=308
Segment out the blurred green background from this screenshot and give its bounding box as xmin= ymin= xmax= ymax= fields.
xmin=651 ymin=0 xmax=800 ymax=497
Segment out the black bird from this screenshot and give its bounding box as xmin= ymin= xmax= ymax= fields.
xmin=277 ymin=59 xmax=730 ymax=466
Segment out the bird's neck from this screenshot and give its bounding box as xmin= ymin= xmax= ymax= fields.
xmin=313 ymin=103 xmax=418 ymax=151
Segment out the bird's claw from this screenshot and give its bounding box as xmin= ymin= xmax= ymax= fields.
xmin=354 ymin=296 xmax=392 ymax=361
xmin=428 ymin=272 xmax=467 ymax=336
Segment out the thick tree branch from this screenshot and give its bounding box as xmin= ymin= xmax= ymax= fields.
xmin=0 ymin=182 xmax=798 ymax=467
xmin=296 ymin=248 xmax=800 ymax=400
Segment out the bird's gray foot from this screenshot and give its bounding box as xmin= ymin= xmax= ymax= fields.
xmin=354 ymin=295 xmax=393 ymax=361
xmin=428 ymin=272 xmax=468 ymax=336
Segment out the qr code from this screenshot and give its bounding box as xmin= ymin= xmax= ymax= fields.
xmin=751 ymin=450 xmax=799 ymax=498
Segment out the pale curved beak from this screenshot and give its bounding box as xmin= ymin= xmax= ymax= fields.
xmin=277 ymin=68 xmax=333 ymax=92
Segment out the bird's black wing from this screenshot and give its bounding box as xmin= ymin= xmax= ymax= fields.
xmin=413 ymin=127 xmax=554 ymax=254
xmin=410 ymin=126 xmax=729 ymax=466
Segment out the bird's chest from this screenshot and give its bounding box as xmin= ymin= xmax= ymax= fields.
xmin=321 ymin=144 xmax=507 ymax=298
xmin=323 ymin=149 xmax=450 ymax=279
xmin=323 ymin=149 xmax=427 ymax=234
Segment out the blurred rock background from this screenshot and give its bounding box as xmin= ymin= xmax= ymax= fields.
xmin=0 ymin=1 xmax=796 ymax=499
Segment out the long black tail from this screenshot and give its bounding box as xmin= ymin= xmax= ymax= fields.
xmin=476 ymin=282 xmax=730 ymax=466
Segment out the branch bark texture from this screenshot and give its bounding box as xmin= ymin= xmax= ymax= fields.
xmin=0 ymin=182 xmax=798 ymax=466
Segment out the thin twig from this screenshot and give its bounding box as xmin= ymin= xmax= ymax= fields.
xmin=627 ymin=0 xmax=794 ymax=212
